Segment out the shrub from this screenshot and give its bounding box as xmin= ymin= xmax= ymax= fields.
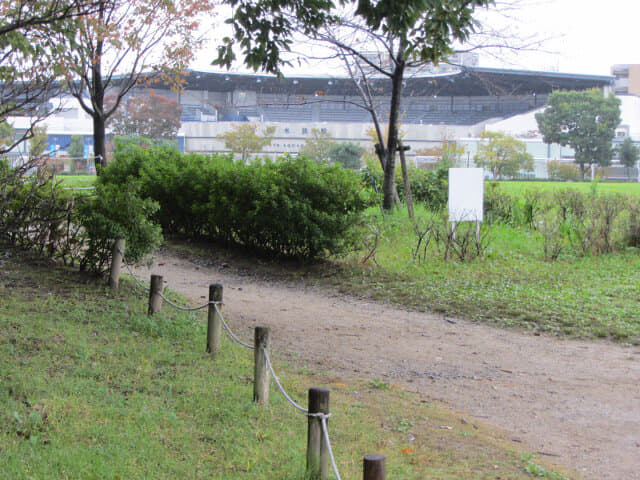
xmin=484 ymin=183 xmax=515 ymax=225
xmin=207 ymin=157 xmax=368 ymax=257
xmin=547 ymin=160 xmax=581 ymax=181
xmin=100 ymin=147 xmax=368 ymax=259
xmin=0 ymin=159 xmax=81 ymax=263
xmin=362 ymin=161 xmax=448 ymax=210
xmin=76 ymin=182 xmax=162 ymax=274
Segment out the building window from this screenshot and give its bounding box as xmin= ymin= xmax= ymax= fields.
xmin=302 ymin=127 xmax=308 ymax=134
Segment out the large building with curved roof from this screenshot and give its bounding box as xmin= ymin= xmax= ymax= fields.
xmin=162 ymin=67 xmax=613 ymax=167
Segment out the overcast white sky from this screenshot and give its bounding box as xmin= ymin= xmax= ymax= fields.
xmin=192 ymin=0 xmax=640 ymax=77
xmin=484 ymin=0 xmax=640 ymax=75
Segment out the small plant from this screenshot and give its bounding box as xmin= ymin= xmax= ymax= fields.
xmin=431 ymin=213 xmax=492 ymax=262
xmin=361 ymin=215 xmax=384 ymax=265
xmin=392 ymin=418 xmax=414 ymax=433
xmin=412 ymin=215 xmax=436 ymax=263
xmin=520 ymin=454 xmax=569 ymax=479
xmin=369 ymin=378 xmax=390 ymax=390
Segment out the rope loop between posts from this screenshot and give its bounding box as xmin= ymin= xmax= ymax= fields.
xmin=214 ymin=303 xmax=255 ymax=349
xmin=157 ymin=291 xmax=213 ymax=312
xmin=118 ymin=252 xmax=150 ymax=292
xmin=262 ymin=347 xmax=308 ymax=413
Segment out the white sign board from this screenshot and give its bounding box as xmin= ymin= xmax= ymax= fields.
xmin=448 ymin=168 xmax=484 ymax=222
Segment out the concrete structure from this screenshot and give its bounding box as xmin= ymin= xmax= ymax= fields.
xmin=612 ymin=64 xmax=640 ymax=96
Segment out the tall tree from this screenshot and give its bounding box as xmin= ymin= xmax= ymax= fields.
xmin=0 ymin=1 xmax=99 ymax=154
xmin=220 ymin=123 xmax=276 ymax=161
xmin=28 ymin=126 xmax=49 ymax=158
xmin=535 ymin=89 xmax=621 ymax=181
xmin=473 ymin=131 xmax=533 ymax=180
xmin=329 ymin=142 xmax=365 ymax=169
xmin=217 ymin=0 xmax=493 ymax=210
xmin=62 ymin=0 xmax=212 ymax=169
xmin=618 ymin=137 xmax=639 ymax=181
xmin=68 ymin=135 xmax=86 ymax=159
xmin=108 ymin=90 xmax=183 ymax=140
xmin=299 ymin=128 xmax=336 ymax=163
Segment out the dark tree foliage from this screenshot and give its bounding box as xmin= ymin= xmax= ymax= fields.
xmin=535 ymin=89 xmax=621 ymax=180
xmin=108 ymin=90 xmax=183 ymax=140
xmin=618 ymin=137 xmax=639 ymax=180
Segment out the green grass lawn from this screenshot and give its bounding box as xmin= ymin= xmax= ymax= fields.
xmin=323 ymin=201 xmax=640 ymax=344
xmin=0 ymin=249 xmax=575 ymax=479
xmin=56 ymin=174 xmax=96 ymax=189
xmin=496 ymin=180 xmax=640 ymax=196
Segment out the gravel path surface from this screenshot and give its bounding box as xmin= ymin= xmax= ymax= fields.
xmin=134 ymin=249 xmax=640 ymax=479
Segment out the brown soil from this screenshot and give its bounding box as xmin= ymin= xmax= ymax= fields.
xmin=135 ymin=248 xmax=640 ymax=479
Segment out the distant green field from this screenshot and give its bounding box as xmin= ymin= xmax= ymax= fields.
xmin=495 ymin=181 xmax=640 ymax=196
xmin=56 ymin=174 xmax=96 ymax=189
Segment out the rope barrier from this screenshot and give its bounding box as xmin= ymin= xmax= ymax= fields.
xmin=157 ymin=291 xmax=214 ymax=311
xmin=114 ymin=242 xmax=342 ymax=480
xmin=214 ymin=304 xmax=255 ymax=349
xmin=263 ymin=348 xmax=342 ymax=480
xmin=319 ymin=414 xmax=343 ymax=480
xmin=263 ymin=348 xmax=308 ymax=413
xmin=119 ymin=255 xmax=150 ymax=292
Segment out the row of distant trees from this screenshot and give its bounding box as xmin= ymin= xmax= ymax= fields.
xmin=220 ymin=124 xmax=366 ymax=169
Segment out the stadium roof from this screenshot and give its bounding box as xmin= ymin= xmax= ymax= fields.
xmin=183 ymin=67 xmax=613 ymax=97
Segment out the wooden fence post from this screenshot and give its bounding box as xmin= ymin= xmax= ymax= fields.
xmin=148 ymin=274 xmax=163 ymax=315
xmin=363 ymin=454 xmax=386 ymax=480
xmin=109 ymin=238 xmax=125 ymax=291
xmin=307 ymin=387 xmax=330 ymax=480
xmin=253 ymin=326 xmax=270 ymax=404
xmin=206 ymin=284 xmax=223 ymax=354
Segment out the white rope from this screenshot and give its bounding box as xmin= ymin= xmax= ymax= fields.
xmin=319 ymin=414 xmax=342 ymax=480
xmin=262 ymin=348 xmax=308 ymax=413
xmin=157 ymin=291 xmax=212 ymax=311
xmin=119 ymin=256 xmax=150 ymax=292
xmin=117 ymin=248 xmax=223 ymax=312
xmin=214 ymin=304 xmax=255 ymax=349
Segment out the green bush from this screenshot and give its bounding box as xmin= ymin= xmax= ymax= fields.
xmin=547 ymin=160 xmax=581 ymax=181
xmin=0 ymin=160 xmax=80 ymax=261
xmin=76 ymin=182 xmax=162 ymax=274
xmin=362 ymin=161 xmax=448 ymax=210
xmin=100 ymin=147 xmax=368 ymax=259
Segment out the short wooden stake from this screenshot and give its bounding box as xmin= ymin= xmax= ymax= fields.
xmin=363 ymin=454 xmax=386 ymax=480
xmin=206 ymin=284 xmax=223 ymax=354
xmin=307 ymin=387 xmax=330 ymax=480
xmin=109 ymin=238 xmax=125 ymax=291
xmin=148 ymin=274 xmax=163 ymax=315
xmin=253 ymin=326 xmax=270 ymax=404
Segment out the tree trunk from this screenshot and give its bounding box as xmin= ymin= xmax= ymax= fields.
xmin=398 ymin=142 xmax=414 ymax=219
xmin=382 ymin=56 xmax=406 ymax=211
xmin=93 ymin=114 xmax=106 ymax=170
xmin=92 ymin=12 xmax=106 ymax=172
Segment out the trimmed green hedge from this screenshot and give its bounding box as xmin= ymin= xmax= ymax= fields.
xmin=100 ymin=145 xmax=369 ymax=258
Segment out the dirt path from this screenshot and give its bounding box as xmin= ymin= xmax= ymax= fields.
xmin=135 ymin=249 xmax=640 ymax=479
